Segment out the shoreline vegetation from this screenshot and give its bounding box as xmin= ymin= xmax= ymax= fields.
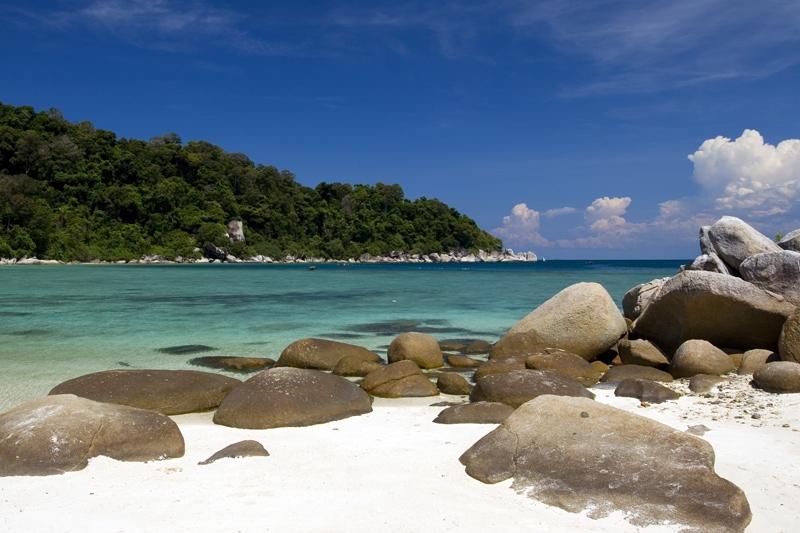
xmin=2 ymin=214 xmax=800 ymax=533
xmin=0 ymin=102 xmax=501 ymax=263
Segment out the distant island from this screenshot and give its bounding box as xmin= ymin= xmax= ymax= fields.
xmin=0 ymin=103 xmax=504 ymax=262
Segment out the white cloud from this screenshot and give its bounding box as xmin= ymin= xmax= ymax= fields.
xmin=688 ymin=129 xmax=800 ymax=216
xmin=542 ymin=206 xmax=576 ymax=218
xmin=492 ymin=203 xmax=550 ymax=246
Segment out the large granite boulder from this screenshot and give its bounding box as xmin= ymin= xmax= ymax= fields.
xmin=49 ymin=369 xmax=240 ymax=415
xmin=433 ymin=402 xmax=514 ymax=424
xmin=670 ymin=339 xmax=736 ymax=378
xmin=633 ymin=270 xmax=795 ymax=352
xmin=459 ymin=395 xmax=751 ymax=532
xmin=617 ymin=338 xmax=669 ymax=367
xmin=276 ymin=338 xmax=380 ymax=371
xmin=387 ymin=332 xmax=444 ymax=369
xmin=524 ymin=350 xmax=603 ymax=386
xmin=0 ymin=395 xmax=184 ymax=476
xmin=622 ymin=277 xmax=668 ymax=321
xmin=753 ymin=361 xmax=800 ymax=393
xmin=707 ymin=216 xmax=781 ymax=270
xmin=600 ymin=364 xmax=673 ymax=383
xmin=492 ymin=283 xmax=626 ymax=361
xmin=226 ymin=220 xmax=245 ymax=243
xmin=737 ymin=349 xmax=778 ymax=375
xmin=332 ymin=356 xmax=383 ymax=377
xmin=739 ymin=251 xmax=800 ymax=305
xmin=446 ymin=354 xmax=481 ymax=368
xmin=436 ymin=373 xmax=472 ymax=395
xmin=779 ymin=308 xmax=800 ymax=363
xmin=473 ymin=357 xmax=526 ymax=380
xmin=684 ymin=253 xmax=730 ymax=275
xmin=213 ymin=368 xmax=372 ymax=429
xmin=778 ymin=229 xmax=800 ymax=252
xmin=614 ymin=379 xmax=680 ymax=403
xmin=360 ymin=360 xmax=439 ymax=398
xmin=470 ymin=370 xmax=594 ymax=408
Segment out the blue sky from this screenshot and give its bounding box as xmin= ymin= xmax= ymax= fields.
xmin=2 ymin=0 xmax=799 ymax=258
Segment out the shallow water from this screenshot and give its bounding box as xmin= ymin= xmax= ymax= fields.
xmin=0 ymin=261 xmax=683 ymax=410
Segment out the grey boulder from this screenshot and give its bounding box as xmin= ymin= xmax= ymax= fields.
xmin=739 ymin=250 xmax=800 ymax=305
xmin=622 ymin=277 xmax=669 ymax=321
xmin=707 ymin=216 xmax=781 ymax=270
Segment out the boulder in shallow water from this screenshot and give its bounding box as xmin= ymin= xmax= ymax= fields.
xmin=707 ymin=216 xmax=781 ymax=270
xmin=492 ymin=283 xmax=626 ymax=361
xmin=360 ymin=360 xmax=439 ymax=398
xmin=433 ymin=402 xmax=514 ymax=424
xmin=214 ymin=368 xmax=372 ymax=429
xmin=617 ymin=338 xmax=669 ymax=367
xmin=158 ymin=344 xmax=216 ymax=355
xmin=189 ymin=356 xmax=274 ymax=372
xmin=753 ymin=361 xmax=800 ymax=393
xmin=739 ymin=251 xmax=800 ymax=305
xmin=276 ymin=338 xmax=381 ymax=371
xmin=633 ymin=270 xmax=795 ymax=352
xmin=49 ymin=369 xmax=240 ymax=415
xmin=459 ymin=395 xmax=751 ymax=532
xmin=0 ymin=394 xmax=184 ymax=476
xmin=614 ymin=379 xmax=680 ymax=403
xmin=199 ymin=440 xmax=269 ymax=465
xmin=461 ymin=339 xmax=492 ymax=355
xmin=779 ymin=308 xmax=800 ymax=364
xmin=387 ymin=332 xmax=444 ymax=369
xmin=670 ymin=339 xmax=735 ymax=378
xmin=470 ymin=369 xmax=594 ymax=408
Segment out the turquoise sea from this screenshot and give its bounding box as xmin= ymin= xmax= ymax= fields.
xmin=0 ymin=261 xmax=683 ymax=410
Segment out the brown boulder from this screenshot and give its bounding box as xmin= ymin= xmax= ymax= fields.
xmin=473 ymin=357 xmax=526 ymax=381
xmin=525 ymin=350 xmax=603 ymax=386
xmin=276 ymin=338 xmax=380 ymax=371
xmin=470 ymin=370 xmax=594 ymax=408
xmin=436 ymin=373 xmax=472 ymax=395
xmin=214 ymin=368 xmax=372 ymax=429
xmin=600 ymin=365 xmax=673 ymax=383
xmin=0 ymin=395 xmax=184 ymax=476
xmin=360 ymin=360 xmax=439 ymax=398
xmin=689 ymin=374 xmax=727 ymax=394
xmin=617 ymin=338 xmax=669 ymax=367
xmin=462 ymin=339 xmax=492 ymax=355
xmin=387 ymin=332 xmax=444 ymax=369
xmin=670 ymin=340 xmax=735 ymax=378
xmin=446 ymin=354 xmax=481 ymax=368
xmin=779 ymin=308 xmax=800 ymax=363
xmin=614 ymin=379 xmax=680 ymax=403
xmin=333 ymin=356 xmax=384 ymax=377
xmin=737 ymin=349 xmax=778 ymax=375
xmin=459 ymin=395 xmax=751 ymax=532
xmin=753 ymin=361 xmax=800 ymax=393
xmin=433 ymin=402 xmax=514 ymax=424
xmin=198 ymin=440 xmax=269 ymax=465
xmin=189 ymin=356 xmax=275 ymax=372
xmin=49 ymin=369 xmax=240 ymax=415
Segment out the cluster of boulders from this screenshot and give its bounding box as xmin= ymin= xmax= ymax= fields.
xmin=4 ymin=215 xmax=800 ymax=532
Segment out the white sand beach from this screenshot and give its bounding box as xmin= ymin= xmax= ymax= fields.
xmin=1 ymin=377 xmax=797 ymax=533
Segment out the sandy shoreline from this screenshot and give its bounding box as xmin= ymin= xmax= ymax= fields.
xmin=1 ymin=378 xmax=797 ymax=533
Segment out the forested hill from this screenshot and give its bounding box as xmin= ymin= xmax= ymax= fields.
xmin=0 ymin=103 xmax=501 ymax=261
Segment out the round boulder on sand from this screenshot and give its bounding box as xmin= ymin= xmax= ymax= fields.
xmin=753 ymin=361 xmax=800 ymax=393
xmin=525 ymin=350 xmax=603 ymax=386
xmin=0 ymin=394 xmax=184 ymax=476
xmin=670 ymin=340 xmax=735 ymax=378
xmin=459 ymin=395 xmax=751 ymax=532
xmin=276 ymin=338 xmax=380 ymax=371
xmin=473 ymin=357 xmax=526 ymax=381
xmin=737 ymin=349 xmax=778 ymax=375
xmin=779 ymin=308 xmax=800 ymax=364
xmin=600 ymin=364 xmax=673 ymax=383
xmin=214 ymin=368 xmax=372 ymax=429
xmin=492 ymin=282 xmax=626 ymax=361
xmin=49 ymin=369 xmax=241 ymax=415
xmin=388 ymin=332 xmax=444 ymax=369
xmin=433 ymin=402 xmax=514 ymax=424
xmin=360 ymin=360 xmax=439 ymax=398
xmin=614 ymin=379 xmax=680 ymax=403
xmin=436 ymin=373 xmax=472 ymax=395
xmin=333 ymin=356 xmax=384 ymax=377
xmin=470 ymin=369 xmax=594 ymax=408
xmin=617 ymin=338 xmax=669 ymax=368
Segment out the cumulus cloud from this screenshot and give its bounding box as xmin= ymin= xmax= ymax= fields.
xmin=689 ymin=129 xmax=800 ymax=216
xmin=555 ymin=196 xmax=646 ymax=248
xmin=542 ymin=206 xmax=577 ymax=218
xmin=492 ymin=203 xmax=550 ymax=246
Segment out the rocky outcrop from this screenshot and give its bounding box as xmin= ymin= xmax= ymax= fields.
xmin=226 ymin=220 xmax=245 ymax=243
xmin=360 ymin=360 xmax=439 ymax=398
xmin=707 ymin=216 xmax=781 ymax=271
xmin=685 ymin=253 xmax=730 ymax=275
xmin=49 ymin=369 xmax=240 ymax=415
xmin=470 ymin=370 xmax=594 ymax=408
xmin=387 ymin=332 xmax=444 ymax=369
xmin=778 ymin=229 xmax=800 ymax=251
xmin=213 ymin=368 xmax=372 ymax=429
xmin=0 ymin=395 xmax=184 ymax=476
xmin=617 ymin=338 xmax=669 ymax=367
xmin=779 ymin=308 xmax=800 ymax=363
xmin=436 ymin=373 xmax=472 ymax=395
xmin=614 ymin=378 xmax=680 ymax=403
xmin=753 ymin=361 xmax=800 ymax=393
xmin=633 ymin=270 xmax=795 ymax=352
xmin=276 ymin=338 xmax=381 ymax=371
xmin=739 ymin=250 xmax=800 ymax=305
xmin=459 ymin=395 xmax=751 ymax=532
xmin=493 ymin=283 xmax=626 ymax=361
xmin=670 ymin=339 xmax=736 ymax=378
xmin=621 ymin=277 xmax=668 ymax=321
xmin=433 ymin=402 xmax=514 ymax=424
xmin=198 ymin=440 xmax=269 ymax=465
xmin=203 ymin=242 xmax=228 ymax=261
